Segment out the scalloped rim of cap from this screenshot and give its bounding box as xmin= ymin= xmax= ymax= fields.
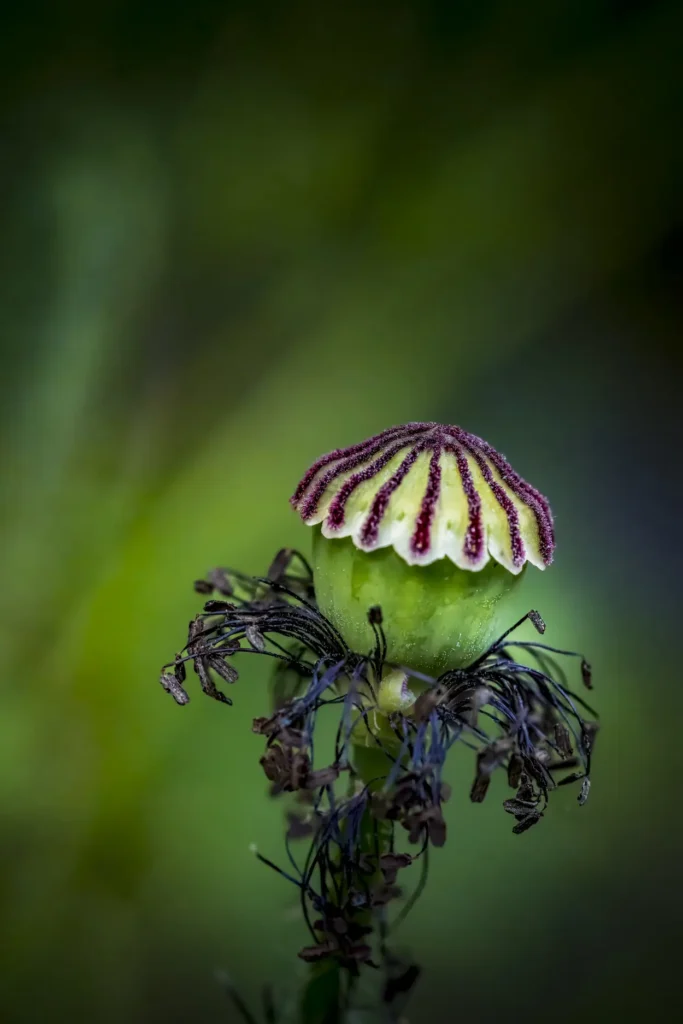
xmin=291 ymin=422 xmax=555 ymax=573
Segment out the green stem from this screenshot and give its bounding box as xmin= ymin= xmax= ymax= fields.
xmin=300 ymin=959 xmax=342 ymax=1024
xmin=352 ymin=743 xmax=394 ymax=792
xmin=299 ymin=744 xmax=393 ymax=1023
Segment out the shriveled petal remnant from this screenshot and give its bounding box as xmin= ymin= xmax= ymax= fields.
xmin=291 ymin=422 xmax=554 ymax=573
xmin=161 ymin=549 xmax=597 ymax=1020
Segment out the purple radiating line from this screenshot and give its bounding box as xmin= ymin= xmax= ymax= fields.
xmin=446 ymin=443 xmax=484 ymax=564
xmin=296 ymin=424 xmax=430 ymax=521
xmin=290 ymin=421 xmax=409 ymax=505
xmin=477 ymin=445 xmax=554 ymax=564
xmin=410 ymin=446 xmax=442 ymax=557
xmin=458 ymin=438 xmax=525 ymax=568
xmin=297 ymin=431 xmax=414 ymax=521
xmin=292 ymin=421 xmax=438 ymax=507
xmin=291 ymin=423 xmax=411 ymax=507
xmin=444 ymin=425 xmax=553 ymax=565
xmin=358 ymin=443 xmax=426 ymax=547
xmin=327 ymin=439 xmax=424 ymax=531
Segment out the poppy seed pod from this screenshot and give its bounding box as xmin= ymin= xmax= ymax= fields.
xmin=162 ymin=420 xmax=596 ymax=1021
xmin=291 ymin=422 xmax=554 ymax=674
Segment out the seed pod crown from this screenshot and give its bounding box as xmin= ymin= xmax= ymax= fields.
xmin=292 ymin=422 xmax=554 ymax=574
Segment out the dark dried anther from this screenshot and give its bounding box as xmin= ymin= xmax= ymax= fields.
xmin=371 ymin=881 xmax=403 ymax=906
xmin=267 ymin=548 xmax=296 ymax=583
xmin=512 ymin=810 xmax=543 ymax=834
xmin=368 ymin=605 xmax=383 ymax=625
xmin=160 ymin=549 xmax=597 ymax=1019
xmin=379 ymin=852 xmax=413 ymax=884
xmin=203 ymin=599 xmax=235 ymax=613
xmin=245 ymin=624 xmax=266 ymax=652
xmin=208 ymin=568 xmax=234 ymax=596
xmin=554 ymin=723 xmax=573 ymax=759
xmin=470 ymin=772 xmax=490 ymax=804
xmin=285 ymin=811 xmax=316 ymax=840
xmin=412 ymin=684 xmax=447 ymax=723
xmin=193 ymin=578 xmax=214 ymax=595
xmin=251 ymin=715 xmax=281 ymax=737
xmin=207 ymin=656 xmax=239 ymax=684
xmin=260 ymin=746 xmax=310 ymax=793
xmin=529 ymin=609 xmax=546 ymax=634
xmin=503 ymin=796 xmax=539 ymax=818
xmin=409 ymin=805 xmax=447 ymax=847
xmin=471 ymin=739 xmax=512 ymax=803
xmin=193 ymin=655 xmax=232 ymax=704
xmin=582 ymin=721 xmax=599 ymax=755
xmin=302 ymin=765 xmax=341 ymax=789
xmin=507 ymin=752 xmax=524 ymax=788
xmin=159 ymin=671 xmax=189 ymax=705
xmin=581 ymin=658 xmax=593 ymax=689
xmin=298 ymin=942 xmax=337 ymax=963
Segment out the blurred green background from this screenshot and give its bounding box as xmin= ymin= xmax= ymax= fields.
xmin=2 ymin=2 xmax=682 ymax=1021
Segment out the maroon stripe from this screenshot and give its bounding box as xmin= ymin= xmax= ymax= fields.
xmin=290 ymin=424 xmax=412 ymax=508
xmin=459 ymin=439 xmax=525 ymax=568
xmin=291 ymin=422 xmax=437 ymax=509
xmin=446 ymin=443 xmax=483 ymax=564
xmin=359 ymin=444 xmax=426 ymax=547
xmin=449 ymin=426 xmax=554 ymax=565
xmin=297 ymin=426 xmax=426 ymax=521
xmin=410 ymin=446 xmax=442 ymax=557
xmin=326 ymin=439 xmax=424 ymax=531
xmin=477 ymin=444 xmax=554 ymax=564
xmin=442 ymin=424 xmax=467 ymax=445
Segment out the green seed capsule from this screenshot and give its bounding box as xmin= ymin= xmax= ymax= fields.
xmin=313 ymin=528 xmax=524 ymax=674
xmin=292 ymin=422 xmax=554 ymax=676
